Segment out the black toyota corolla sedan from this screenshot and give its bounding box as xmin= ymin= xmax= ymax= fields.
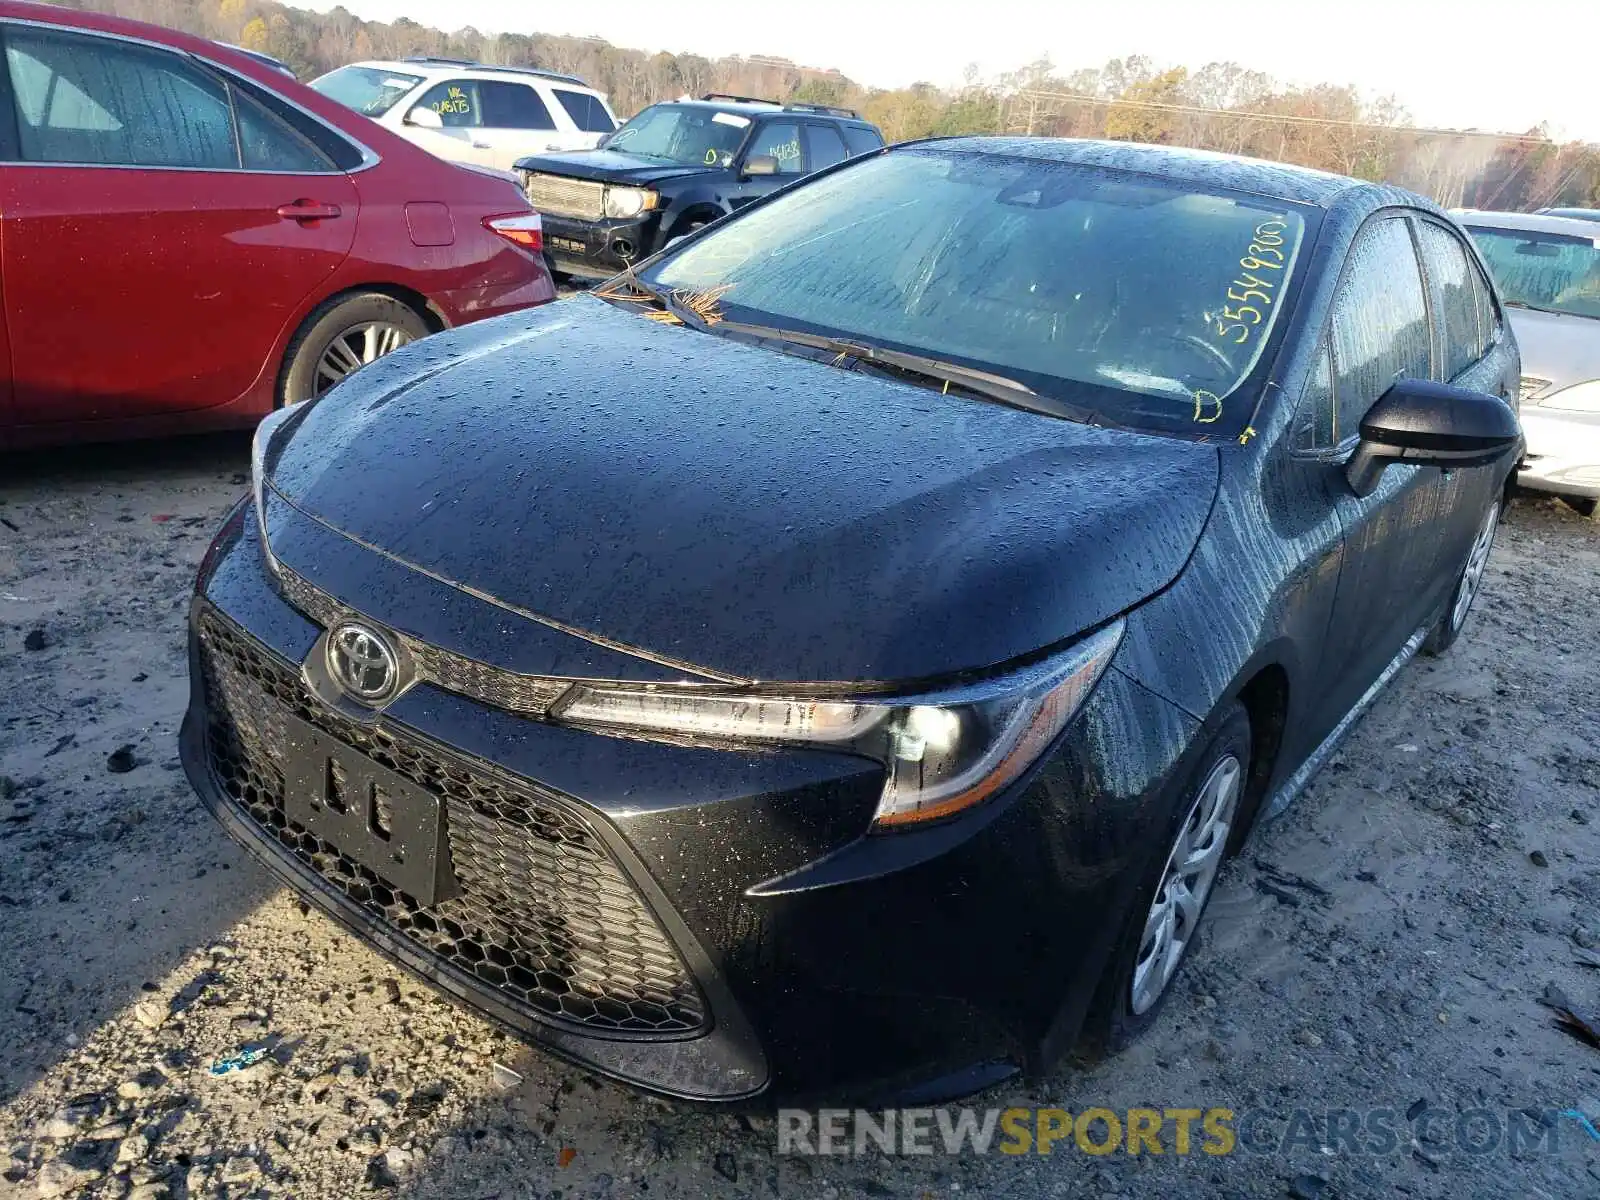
xmin=182 ymin=138 xmax=1522 ymax=1104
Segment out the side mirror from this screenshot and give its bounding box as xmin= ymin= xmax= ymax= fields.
xmin=405 ymin=106 xmax=443 ymax=130
xmin=741 ymin=154 xmax=779 ymax=178
xmin=1346 ymin=378 xmax=1521 ymax=497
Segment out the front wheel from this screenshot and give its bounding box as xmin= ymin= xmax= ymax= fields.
xmin=1082 ymin=703 xmax=1251 ymax=1056
xmin=663 ymin=220 xmax=707 ymax=251
xmin=1422 ymin=498 xmax=1500 ymax=656
xmin=279 ymin=293 xmax=430 ymax=406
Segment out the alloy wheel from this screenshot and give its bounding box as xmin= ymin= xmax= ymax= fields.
xmin=313 ymin=321 xmax=414 ymax=397
xmin=1450 ymin=501 xmax=1500 ymax=633
xmin=1130 ymin=753 xmax=1242 ymax=1016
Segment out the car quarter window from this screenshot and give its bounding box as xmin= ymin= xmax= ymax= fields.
xmin=415 ymin=78 xmax=481 ymax=127
xmin=1299 ymin=215 xmax=1432 ymax=450
xmin=749 ymin=120 xmax=805 ymax=174
xmin=233 ymin=87 xmax=334 ymax=172
xmin=1416 ymin=220 xmax=1488 ymax=380
xmin=1294 ymin=342 xmax=1337 ymax=449
xmin=1469 ymin=254 xmax=1500 ymax=347
xmin=804 ymin=123 xmax=848 ymax=170
xmin=479 ymin=80 xmax=555 ymax=130
xmin=230 ymin=73 xmax=364 ymax=171
xmin=3 ymin=25 xmax=237 ymax=169
xmin=553 ymin=88 xmax=614 ymax=133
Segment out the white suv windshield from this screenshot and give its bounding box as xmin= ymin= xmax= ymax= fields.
xmin=647 ymin=148 xmax=1312 ymax=437
xmin=1468 ymin=225 xmax=1600 ymax=320
xmin=310 ymin=66 xmax=423 ymax=117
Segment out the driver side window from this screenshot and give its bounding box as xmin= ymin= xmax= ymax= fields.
xmin=1296 ymin=215 xmax=1432 ymax=451
xmin=748 ymin=121 xmax=805 ymax=175
xmin=414 ymin=79 xmax=480 ymax=128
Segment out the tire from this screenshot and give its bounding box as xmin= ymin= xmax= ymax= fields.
xmin=1561 ymin=495 xmax=1598 ymax=519
xmin=279 ymin=292 xmax=430 ymax=407
xmin=1081 ymin=703 xmax=1252 ymax=1057
xmin=663 ymin=220 xmax=708 ymax=251
xmin=1421 ymin=498 xmax=1500 ymax=657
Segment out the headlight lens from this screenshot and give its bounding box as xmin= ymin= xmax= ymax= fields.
xmin=602 ymin=186 xmax=657 ymax=219
xmin=554 ymin=621 xmax=1124 ymax=829
xmin=1543 ymin=379 xmax=1600 ymax=413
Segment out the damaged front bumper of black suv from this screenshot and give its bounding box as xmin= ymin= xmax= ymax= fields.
xmin=179 ymin=498 xmax=1199 ymax=1104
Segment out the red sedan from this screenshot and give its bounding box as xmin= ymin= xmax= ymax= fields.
xmin=0 ymin=1 xmax=555 ymax=449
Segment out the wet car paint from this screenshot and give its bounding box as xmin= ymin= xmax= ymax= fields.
xmin=183 ymin=142 xmax=1522 ymax=1102
xmin=265 ymin=297 xmax=1220 ymax=684
xmin=0 ymin=1 xmax=554 ymax=449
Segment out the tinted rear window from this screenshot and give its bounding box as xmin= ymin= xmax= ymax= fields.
xmin=479 ymin=81 xmax=555 ymax=130
xmin=842 ymin=124 xmax=884 ymax=156
xmin=554 ymin=89 xmax=615 ymax=133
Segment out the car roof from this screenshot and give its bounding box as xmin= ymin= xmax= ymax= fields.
xmin=892 ymin=137 xmax=1381 ymax=208
xmin=347 ymin=58 xmax=596 ymax=91
xmin=651 ymin=98 xmax=870 ymax=124
xmin=1455 ymin=210 xmax=1600 ymax=238
xmin=1538 ymin=207 xmax=1600 ymax=221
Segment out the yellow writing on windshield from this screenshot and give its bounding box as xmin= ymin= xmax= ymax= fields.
xmin=1213 ymin=219 xmax=1289 ymax=345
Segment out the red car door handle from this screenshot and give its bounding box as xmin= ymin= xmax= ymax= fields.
xmin=276 ymin=201 xmax=342 ymax=222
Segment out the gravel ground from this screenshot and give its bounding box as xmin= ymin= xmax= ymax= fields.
xmin=2 ymin=435 xmax=1599 ymax=1200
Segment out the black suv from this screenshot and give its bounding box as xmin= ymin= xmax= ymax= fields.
xmin=514 ymin=94 xmax=885 ymax=278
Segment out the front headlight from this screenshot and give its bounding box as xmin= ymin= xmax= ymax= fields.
xmin=554 ymin=621 xmax=1124 ymax=829
xmin=602 ymin=186 xmax=657 ymax=219
xmin=1543 ymin=379 xmax=1600 ymax=413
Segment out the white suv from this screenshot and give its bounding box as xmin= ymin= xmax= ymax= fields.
xmin=310 ymin=57 xmax=618 ymax=173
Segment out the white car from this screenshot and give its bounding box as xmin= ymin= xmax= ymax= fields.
xmin=1463 ymin=212 xmax=1600 ymax=516
xmin=309 ymin=57 xmax=618 ymax=173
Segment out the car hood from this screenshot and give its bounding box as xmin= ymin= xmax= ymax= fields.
xmin=1506 ymin=306 xmax=1600 ymax=395
xmin=266 ymin=297 xmax=1220 ymax=684
xmin=512 ymin=148 xmax=711 ymax=186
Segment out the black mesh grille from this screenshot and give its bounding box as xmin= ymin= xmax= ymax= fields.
xmin=195 ymin=605 xmax=707 ymax=1035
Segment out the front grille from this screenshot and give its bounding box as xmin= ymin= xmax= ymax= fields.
xmin=274 ymin=564 xmax=570 ymax=719
xmin=524 ymin=173 xmax=606 ymax=221
xmin=196 ymin=606 xmax=706 ymax=1036
xmin=1520 ymin=375 xmax=1551 ymax=403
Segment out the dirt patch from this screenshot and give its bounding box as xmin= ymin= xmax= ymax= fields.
xmin=3 ymin=438 xmax=1599 ymax=1199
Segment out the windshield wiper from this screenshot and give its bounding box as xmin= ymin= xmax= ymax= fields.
xmin=595 ymin=272 xmax=714 ymax=331
xmin=715 ymin=319 xmax=1101 ymax=425
xmin=1502 ymin=299 xmax=1579 ymax=318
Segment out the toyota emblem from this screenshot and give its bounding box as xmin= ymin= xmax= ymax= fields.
xmin=326 ymin=621 xmax=400 ymax=704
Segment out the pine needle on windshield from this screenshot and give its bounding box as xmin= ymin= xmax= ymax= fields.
xmin=592 ymin=278 xmax=733 ymax=326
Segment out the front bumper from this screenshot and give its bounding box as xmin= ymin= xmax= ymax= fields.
xmin=1517 ymin=406 xmax=1600 ymax=498
xmin=539 ymin=212 xmax=661 ymax=278
xmin=179 ymin=502 xmax=1197 ymax=1102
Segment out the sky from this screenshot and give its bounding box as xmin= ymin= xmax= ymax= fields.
xmin=304 ymin=0 xmax=1600 ymax=144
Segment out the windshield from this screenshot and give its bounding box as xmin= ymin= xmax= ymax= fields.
xmin=604 ymin=103 xmax=750 ymax=167
xmin=310 ymin=66 xmax=423 ymax=117
xmin=644 ymin=148 xmax=1313 ymax=436
xmin=1468 ymin=225 xmax=1600 ymax=319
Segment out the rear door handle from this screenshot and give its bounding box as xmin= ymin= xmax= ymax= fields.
xmin=276 ymin=201 xmax=342 ymax=222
